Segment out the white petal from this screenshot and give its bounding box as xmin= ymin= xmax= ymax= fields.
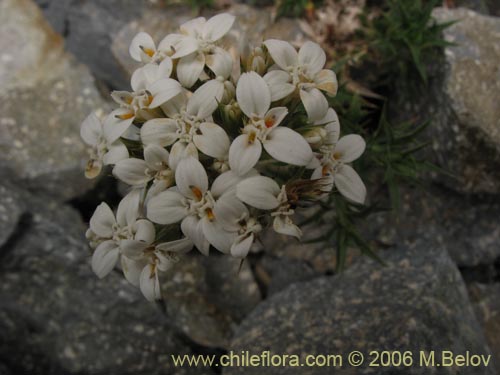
xmin=236 ymin=72 xmax=270 ymax=117
xmin=175 ymin=157 xmax=208 ymax=199
xmin=120 ymin=239 xmax=149 ymax=260
xmin=201 ymin=218 xmax=236 ymax=254
xmin=139 ymin=264 xmax=161 ymax=301
xmin=264 ymin=127 xmax=313 ymax=166
xmin=116 ymin=189 xmax=141 ymax=227
xmin=158 ymin=33 xmax=183 ymax=53
xmin=193 ymin=122 xmax=230 ymax=159
xmin=315 ymin=69 xmax=338 ymax=96
xmin=206 ymin=48 xmax=233 ymax=79
xmin=169 ymin=142 xmax=198 ymax=171
xmin=298 ymin=41 xmax=326 ymax=75
xmin=147 ymin=190 xmax=187 ymax=224
xmin=231 ymin=234 xmax=254 ymax=258
xmin=80 ymin=112 xmax=102 ymax=146
xmin=335 ymin=135 xmax=366 ymax=163
xmin=155 ymin=237 xmax=193 ymax=254
xmin=171 ymin=36 xmax=199 ymax=59
xmin=148 ymin=78 xmax=182 ymax=108
xmin=113 ymin=158 xmax=149 ymax=186
xmin=264 ymin=107 xmax=288 ymax=129
xmin=202 ymin=13 xmax=235 ymax=42
xmin=144 ymin=144 xmax=170 ymax=171
xmin=177 ymin=53 xmax=205 ymax=88
xmin=228 ymin=134 xmax=262 ymax=176
xmin=103 ymin=142 xmax=129 ymax=165
xmin=129 ymin=32 xmax=155 ymax=62
xmin=157 ymin=57 xmax=174 ymax=78
xmin=335 ymin=164 xmax=367 ymax=204
xmin=187 ymin=79 xmax=224 ymax=119
xmin=89 ymin=203 xmax=116 ymax=238
xmin=236 ymin=176 xmax=280 ymax=210
xmin=263 ymin=70 xmax=295 ymax=101
xmin=121 ymin=256 xmax=147 ymax=287
xmin=273 ymin=216 xmax=302 ymax=239
xmin=131 ymin=66 xmax=148 ymax=92
xmin=181 ymin=216 xmax=210 ymax=256
xmin=92 ymin=241 xmax=120 ymax=278
xmin=211 ymin=169 xmax=259 ymax=198
xmin=134 ymin=219 xmax=156 ymax=244
xmin=263 ymin=39 xmax=298 ymax=69
xmin=103 ymin=109 xmax=134 ymax=144
xmin=214 ymin=193 xmax=249 ymax=231
xmin=140 ymin=118 xmax=179 ymax=147
xmin=300 ymin=88 xmax=329 ymax=122
xmin=321 ymin=108 xmax=340 ymax=144
xmin=180 ymin=18 xmax=206 ymax=37
xmin=161 ymin=90 xmax=187 ymax=117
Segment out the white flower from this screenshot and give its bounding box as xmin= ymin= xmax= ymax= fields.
xmin=263 ymin=40 xmax=338 ymax=120
xmin=80 ymin=112 xmax=129 ymax=179
xmin=88 ymin=190 xmax=155 ymax=279
xmin=236 ymin=176 xmax=302 ymax=238
xmin=160 ymin=14 xmax=236 ymax=88
xmin=131 ymin=58 xmax=174 ymax=92
xmin=129 ymin=31 xmax=173 ymax=64
xmin=110 ymin=77 xmax=182 ymax=126
xmin=310 ymin=115 xmax=367 ymax=204
xmin=213 ymin=193 xmax=262 ymax=258
xmin=121 ymin=236 xmax=193 ymax=302
xmin=140 ymin=80 xmax=229 ymax=170
xmin=146 ymin=157 xmax=237 ymax=255
xmin=303 ymin=107 xmax=340 ymax=149
xmin=112 ymin=144 xmax=174 ymax=194
xmin=228 ymin=72 xmax=314 ymax=175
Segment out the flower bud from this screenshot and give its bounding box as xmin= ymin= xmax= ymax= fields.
xmin=303 ymin=127 xmax=328 ymax=148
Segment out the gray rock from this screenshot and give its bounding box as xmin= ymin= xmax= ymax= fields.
xmin=161 ymin=253 xmax=261 ymax=348
xmin=254 ymin=256 xmax=320 ymax=296
xmin=227 ymin=241 xmax=495 ymax=374
xmin=0 ymin=193 xmax=197 ymax=375
xmin=0 ymin=0 xmax=109 ymax=201
xmin=361 ymin=185 xmax=500 ymax=267
xmin=35 ymin=0 xmax=153 ymax=89
xmin=0 ymin=175 xmax=28 ymax=248
xmin=468 ymin=282 xmax=500 ymax=370
xmin=424 ymin=8 xmax=500 ymax=194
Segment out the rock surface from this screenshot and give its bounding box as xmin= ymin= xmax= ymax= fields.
xmin=362 ymin=185 xmax=500 ymax=267
xmin=227 ymin=240 xmax=495 ymax=374
xmin=0 ymin=191 xmax=198 ymax=375
xmin=161 ymin=253 xmax=261 ymax=348
xmin=468 ymin=283 xmax=500 ymax=370
xmin=424 ymin=8 xmax=500 ymax=194
xmin=0 ymin=0 xmax=108 ymax=201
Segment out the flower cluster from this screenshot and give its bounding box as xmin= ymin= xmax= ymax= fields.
xmin=81 ymin=13 xmax=366 ymax=301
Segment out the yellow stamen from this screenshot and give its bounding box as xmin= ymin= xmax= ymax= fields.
xmin=322 ymin=165 xmax=330 ymax=177
xmin=190 ymin=186 xmax=203 ymax=201
xmin=116 ymin=112 xmax=134 ymax=120
xmin=141 ymin=46 xmax=155 ymax=57
xmin=206 ymin=208 xmax=215 ymax=221
xmin=265 ymin=115 xmax=276 ymax=128
xmin=248 ymin=132 xmax=256 ymax=144
xmin=333 ymin=151 xmax=342 ymax=160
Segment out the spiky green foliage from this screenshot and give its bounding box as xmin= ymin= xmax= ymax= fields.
xmin=365 ymin=0 xmax=455 ymax=86
xmin=275 ymin=0 xmax=321 ymax=18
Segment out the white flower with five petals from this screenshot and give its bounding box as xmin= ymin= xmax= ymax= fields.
xmin=310 ymin=114 xmax=367 ymax=204
xmin=263 ymin=40 xmax=338 ymax=121
xmin=80 ymin=112 xmax=130 ymax=179
xmin=236 ymin=176 xmax=302 ymax=239
xmin=228 ymin=72 xmax=314 ymax=176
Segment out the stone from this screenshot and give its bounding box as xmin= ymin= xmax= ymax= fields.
xmin=161 ymin=253 xmax=261 ymax=349
xmin=468 ymin=282 xmax=500 ymax=369
xmin=361 ymin=185 xmax=500 ymax=267
xmin=422 ymin=8 xmax=500 ymax=194
xmin=0 ymin=175 xmax=29 ymax=248
xmin=34 ymin=0 xmax=153 ymax=89
xmin=0 ymin=0 xmax=109 ymax=201
xmin=254 ymin=256 xmax=320 ymax=296
xmin=227 ymin=240 xmax=495 ymax=374
xmin=0 ymin=193 xmax=197 ymax=375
